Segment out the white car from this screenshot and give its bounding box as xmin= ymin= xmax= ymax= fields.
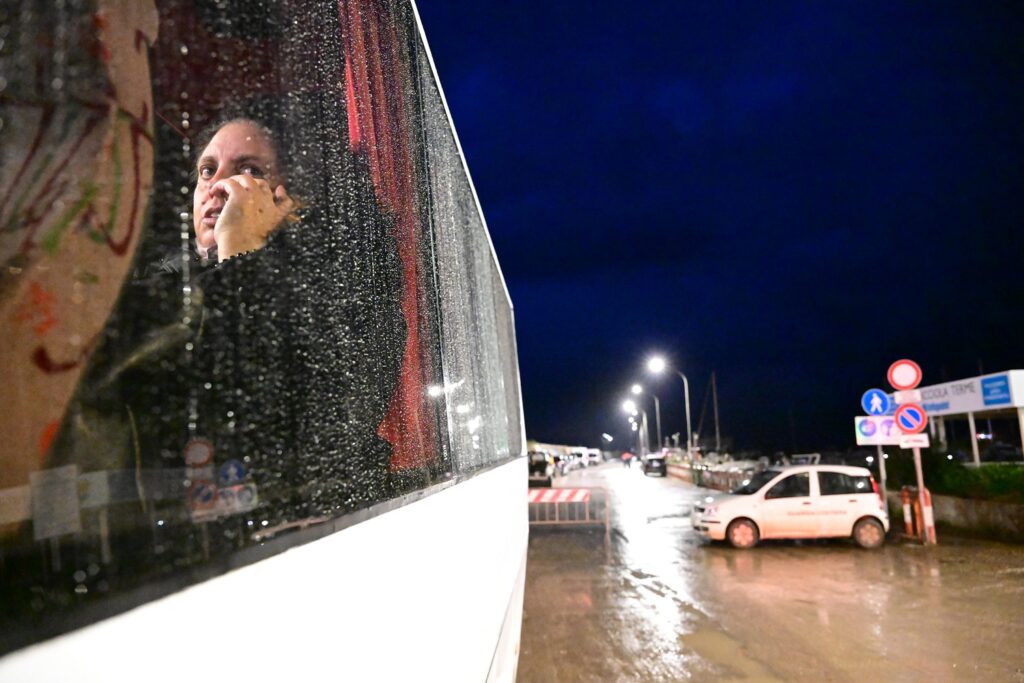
xmin=691 ymin=465 xmax=889 ymax=549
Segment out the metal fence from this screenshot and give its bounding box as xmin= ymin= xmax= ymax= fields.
xmin=527 ymin=487 xmax=611 ymax=552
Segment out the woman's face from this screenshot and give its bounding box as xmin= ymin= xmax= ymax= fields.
xmin=192 ymin=120 xmax=282 ymax=254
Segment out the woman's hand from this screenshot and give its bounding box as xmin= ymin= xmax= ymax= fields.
xmin=212 ymin=175 xmax=296 ymax=262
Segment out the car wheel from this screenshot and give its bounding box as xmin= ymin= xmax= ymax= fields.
xmin=852 ymin=518 xmax=885 ymax=549
xmin=726 ymin=519 xmax=759 ymax=549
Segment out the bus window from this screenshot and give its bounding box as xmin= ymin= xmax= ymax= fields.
xmin=1 ymin=0 xmax=524 ymax=660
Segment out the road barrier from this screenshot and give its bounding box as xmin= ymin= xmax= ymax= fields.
xmin=900 ymin=485 xmax=938 ymax=544
xmin=527 ymin=487 xmax=611 ymax=551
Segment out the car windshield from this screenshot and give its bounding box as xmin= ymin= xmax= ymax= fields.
xmin=731 ymin=469 xmax=782 ymax=495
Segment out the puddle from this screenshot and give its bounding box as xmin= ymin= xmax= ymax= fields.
xmin=681 ymin=629 xmax=785 ymax=683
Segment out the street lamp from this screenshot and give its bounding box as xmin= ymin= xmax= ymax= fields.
xmin=647 ymin=355 xmax=692 ymax=455
xmin=630 ymin=383 xmax=662 ymax=450
xmin=621 ymin=398 xmax=648 ymax=455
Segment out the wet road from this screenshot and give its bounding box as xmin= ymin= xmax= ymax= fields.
xmin=517 ymin=462 xmax=1024 ymax=682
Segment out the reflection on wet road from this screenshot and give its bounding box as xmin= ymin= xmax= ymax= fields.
xmin=517 ymin=463 xmax=1024 ymax=682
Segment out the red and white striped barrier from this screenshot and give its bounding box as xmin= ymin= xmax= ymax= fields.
xmin=920 ymin=487 xmax=937 ymax=545
xmin=527 ymin=486 xmax=610 ymax=555
xmin=900 ymin=485 xmax=938 ymax=545
xmin=527 ymin=488 xmax=591 ymax=504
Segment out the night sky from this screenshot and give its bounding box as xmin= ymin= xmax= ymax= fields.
xmin=415 ymin=2 xmax=1024 ymax=453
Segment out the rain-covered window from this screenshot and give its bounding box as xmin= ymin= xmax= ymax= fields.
xmin=0 ymin=0 xmax=522 ymax=652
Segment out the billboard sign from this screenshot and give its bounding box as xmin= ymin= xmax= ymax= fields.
xmin=918 ymin=372 xmax=1023 ymax=416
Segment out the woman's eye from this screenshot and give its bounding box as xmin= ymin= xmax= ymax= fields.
xmin=241 ymin=165 xmax=265 ymax=178
xmin=198 ymin=166 xmax=215 ymax=180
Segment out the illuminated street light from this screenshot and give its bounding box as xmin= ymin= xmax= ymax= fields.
xmin=647 ymin=356 xmax=667 ymax=374
xmin=629 ymin=383 xmax=662 ymax=449
xmin=647 ymin=354 xmax=692 ymax=455
xmin=622 ymin=398 xmax=648 ymax=454
xmin=602 ymin=433 xmax=614 ymax=443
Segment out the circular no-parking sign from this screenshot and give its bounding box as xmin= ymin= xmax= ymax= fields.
xmin=887 ymin=359 xmax=923 ymax=391
xmin=894 ymin=403 xmax=928 ymax=434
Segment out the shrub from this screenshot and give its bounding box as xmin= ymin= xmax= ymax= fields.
xmin=885 ymin=452 xmax=1024 ymax=504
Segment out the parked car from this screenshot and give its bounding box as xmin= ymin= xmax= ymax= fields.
xmin=642 ymin=454 xmax=667 ymax=477
xmin=528 ymin=451 xmax=555 ymax=487
xmin=691 ymin=465 xmax=888 ymax=549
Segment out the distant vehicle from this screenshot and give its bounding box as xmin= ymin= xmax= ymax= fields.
xmin=691 ymin=465 xmax=889 ymax=549
xmin=788 ymin=452 xmax=821 ymax=465
xmin=582 ymin=448 xmax=603 ymax=467
xmin=552 ymin=453 xmax=574 ymax=476
xmin=642 ymin=454 xmax=667 ymax=477
xmin=983 ymin=442 xmax=1023 ymax=462
xmin=529 ymin=451 xmax=555 ymax=487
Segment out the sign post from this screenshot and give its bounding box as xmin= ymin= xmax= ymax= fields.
xmin=887 ymin=360 xmax=936 ymax=545
xmin=876 ymin=444 xmax=887 ymax=494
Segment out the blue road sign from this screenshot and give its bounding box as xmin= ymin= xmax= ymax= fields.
xmin=861 ymin=388 xmax=891 ymax=416
xmin=982 ymin=375 xmax=1012 ymax=406
xmin=895 ymin=404 xmax=927 ymax=434
xmin=189 ymin=482 xmax=217 ymax=509
xmin=218 ymin=459 xmax=246 ymax=486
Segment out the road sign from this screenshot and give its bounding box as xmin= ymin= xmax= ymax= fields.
xmin=888 ymin=359 xmax=923 ymax=391
xmin=855 ymin=416 xmax=902 ymax=446
xmin=188 ymin=482 xmax=217 ymax=511
xmin=899 ymin=433 xmax=930 ymax=449
xmin=218 ymin=459 xmax=246 ymax=486
xmin=861 ymin=388 xmax=891 ymax=416
xmin=894 ymin=389 xmax=922 ymax=405
xmin=182 ymin=438 xmax=214 ymax=467
xmin=894 ymin=403 xmax=928 ymax=434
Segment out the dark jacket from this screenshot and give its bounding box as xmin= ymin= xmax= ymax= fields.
xmin=51 ymin=178 xmax=405 ymax=524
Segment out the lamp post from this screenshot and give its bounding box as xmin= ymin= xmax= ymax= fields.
xmin=628 ymin=416 xmax=640 ymax=453
xmin=631 ymin=383 xmax=662 ymax=450
xmin=622 ymin=399 xmax=649 ymax=456
xmin=647 ymin=355 xmax=692 ymax=455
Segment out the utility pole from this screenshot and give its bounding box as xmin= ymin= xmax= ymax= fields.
xmin=712 ymin=370 xmax=721 ymax=453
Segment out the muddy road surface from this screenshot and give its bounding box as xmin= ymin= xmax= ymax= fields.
xmin=517 ymin=463 xmax=1024 ymax=682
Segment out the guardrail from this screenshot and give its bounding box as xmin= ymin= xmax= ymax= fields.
xmin=527 ymin=487 xmax=611 ymax=553
xmin=667 ymin=463 xmax=761 ymax=492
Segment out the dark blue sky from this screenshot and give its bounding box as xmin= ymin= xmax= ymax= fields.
xmin=416 ymin=2 xmax=1024 ymax=452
